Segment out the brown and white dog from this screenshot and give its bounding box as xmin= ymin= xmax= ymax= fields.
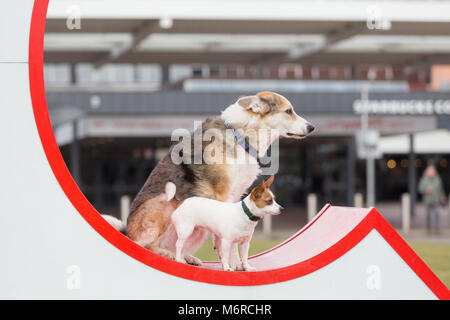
xmin=105 ymin=91 xmax=314 ymax=268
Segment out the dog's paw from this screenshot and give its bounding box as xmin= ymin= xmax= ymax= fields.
xmin=230 ymin=259 xmax=244 ymax=271
xmin=167 ymin=253 xmax=176 ymax=260
xmin=157 ymin=249 xmax=176 ymax=260
xmin=243 ymin=264 xmax=257 ymax=272
xmin=223 ymin=266 xmax=234 ymax=272
xmin=234 ymin=264 xmax=245 ymax=271
xmin=184 ymin=254 xmax=203 ymax=266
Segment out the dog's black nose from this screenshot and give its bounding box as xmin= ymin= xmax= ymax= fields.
xmin=306 ymin=123 xmax=315 ymax=134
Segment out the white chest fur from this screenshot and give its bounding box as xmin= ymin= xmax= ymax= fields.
xmin=226 ymin=160 xmax=261 ymax=202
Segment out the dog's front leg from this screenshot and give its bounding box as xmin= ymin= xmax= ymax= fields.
xmin=240 ymin=241 xmax=256 ymax=272
xmin=229 ymin=243 xmax=244 ymax=271
xmin=220 ymin=239 xmax=233 ymax=271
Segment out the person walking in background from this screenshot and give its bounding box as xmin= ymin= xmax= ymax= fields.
xmin=418 ymin=164 xmax=446 ymax=234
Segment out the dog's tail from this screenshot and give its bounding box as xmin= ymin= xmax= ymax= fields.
xmin=165 ymin=181 xmax=176 ymax=201
xmin=102 ymin=181 xmax=176 ymax=232
xmin=101 ymin=214 xmax=126 ymax=232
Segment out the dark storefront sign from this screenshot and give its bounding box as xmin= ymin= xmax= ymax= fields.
xmin=353 ymin=99 xmax=450 ymax=115
xmin=47 ymin=90 xmax=450 ymax=117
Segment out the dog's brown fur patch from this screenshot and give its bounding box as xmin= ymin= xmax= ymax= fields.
xmin=127 ymin=194 xmax=175 ymax=244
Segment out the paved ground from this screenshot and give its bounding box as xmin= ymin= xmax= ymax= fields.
xmin=377 ymin=202 xmax=450 ymax=229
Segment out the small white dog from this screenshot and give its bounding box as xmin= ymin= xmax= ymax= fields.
xmin=171 ymin=175 xmax=282 ymax=271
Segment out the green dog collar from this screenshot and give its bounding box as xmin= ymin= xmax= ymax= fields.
xmin=241 ymin=200 xmax=261 ymax=222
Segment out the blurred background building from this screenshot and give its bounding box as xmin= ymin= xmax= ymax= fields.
xmin=43 ymin=0 xmax=450 ymax=233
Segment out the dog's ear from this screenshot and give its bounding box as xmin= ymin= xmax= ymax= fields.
xmin=251 ymin=180 xmax=266 ymax=199
xmin=257 ymin=91 xmax=279 ymax=113
xmin=265 ymin=175 xmax=274 ymax=187
xmin=237 ymin=95 xmax=270 ymax=115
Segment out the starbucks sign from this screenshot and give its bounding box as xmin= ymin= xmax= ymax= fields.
xmin=353 ymin=99 xmax=450 ymax=115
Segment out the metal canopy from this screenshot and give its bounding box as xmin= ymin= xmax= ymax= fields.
xmin=44 ymin=0 xmax=450 ymax=66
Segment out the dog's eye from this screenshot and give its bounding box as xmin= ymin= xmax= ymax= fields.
xmin=285 ymin=109 xmax=293 ymax=115
xmin=266 ymin=199 xmax=273 ymax=205
xmin=269 ymin=102 xmax=276 ymax=108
